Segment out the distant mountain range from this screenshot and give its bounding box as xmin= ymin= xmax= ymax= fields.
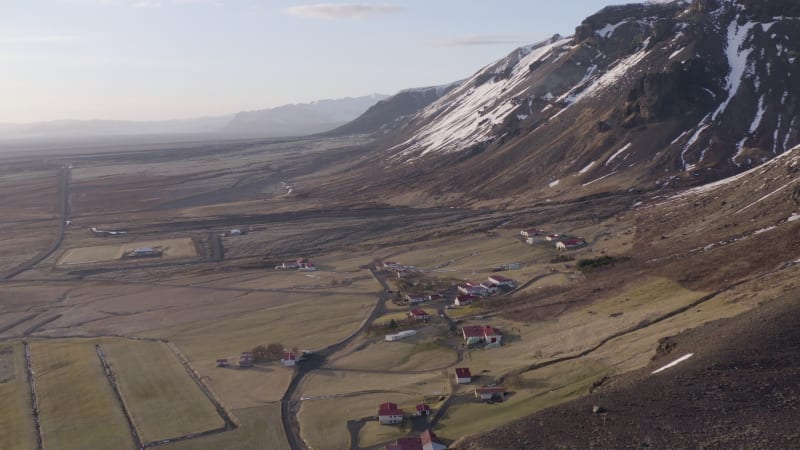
xmin=0 ymin=94 xmax=389 ymax=141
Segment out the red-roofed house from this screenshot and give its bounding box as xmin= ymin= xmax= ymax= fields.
xmin=461 ymin=325 xmax=502 ymax=346
xmin=556 ymin=238 xmax=587 ymax=250
xmin=455 ymin=367 xmax=472 ymax=384
xmin=408 ymin=309 xmax=430 ymax=321
xmin=487 ymin=275 xmax=516 ymax=289
xmin=281 ymin=351 xmax=297 ymax=367
xmin=454 ymin=294 xmax=474 ymax=306
xmin=378 ymin=402 xmax=404 ymax=425
xmin=416 ymin=403 xmax=431 ymax=416
xmin=420 ymin=429 xmax=447 ymax=450
xmin=458 ymin=282 xmax=490 ymax=297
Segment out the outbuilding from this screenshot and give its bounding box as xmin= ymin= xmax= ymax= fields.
xmin=378 ymin=402 xmax=404 ymax=425
xmin=455 ymin=367 xmax=472 ymax=384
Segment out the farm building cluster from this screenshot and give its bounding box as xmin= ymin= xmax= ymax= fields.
xmin=520 ymin=228 xmax=586 ymax=250
xmin=384 ymin=429 xmax=446 ymax=450
xmin=457 ymin=275 xmax=516 ymax=298
xmin=383 ymin=261 xmax=419 ymax=278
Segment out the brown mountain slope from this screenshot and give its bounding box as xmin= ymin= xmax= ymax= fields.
xmin=453 ymin=288 xmax=800 ymax=450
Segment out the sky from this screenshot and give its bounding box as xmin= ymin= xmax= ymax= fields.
xmin=1 ymin=0 xmax=618 ymax=123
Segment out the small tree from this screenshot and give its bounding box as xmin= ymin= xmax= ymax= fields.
xmin=266 ymin=342 xmax=284 ymax=361
xmin=251 ymin=345 xmax=268 ymax=362
xmin=388 ymin=319 xmax=398 ymax=329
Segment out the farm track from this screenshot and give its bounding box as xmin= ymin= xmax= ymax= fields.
xmin=1 ymin=166 xmax=70 ymax=281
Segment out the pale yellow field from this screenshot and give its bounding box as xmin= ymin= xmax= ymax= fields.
xmin=30 ymin=340 xmax=135 ymax=450
xmin=102 ymin=340 xmax=224 ymax=442
xmin=330 ymin=330 xmax=457 ymax=372
xmin=0 ymin=342 xmax=37 ymax=450
xmin=162 ymin=405 xmax=289 ymax=450
xmin=300 ymin=370 xmax=447 ymax=399
xmin=57 ymin=237 xmax=197 ymax=266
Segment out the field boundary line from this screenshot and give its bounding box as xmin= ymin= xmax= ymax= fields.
xmin=95 ymin=344 xmax=145 ymax=450
xmin=23 ymin=342 xmax=44 ymax=450
xmin=164 ymin=341 xmax=239 ymax=427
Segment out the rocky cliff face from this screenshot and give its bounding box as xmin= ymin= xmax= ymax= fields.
xmin=338 ymin=0 xmax=800 ymax=204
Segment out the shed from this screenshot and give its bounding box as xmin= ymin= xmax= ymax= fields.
xmin=475 ymin=386 xmax=505 ymax=401
xmin=455 ymin=367 xmax=472 ymax=384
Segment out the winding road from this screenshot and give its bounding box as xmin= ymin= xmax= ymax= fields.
xmin=1 ymin=165 xmax=70 ymax=281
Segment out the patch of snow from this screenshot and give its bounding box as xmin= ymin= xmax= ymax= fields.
xmin=671 ymin=130 xmax=689 ymax=145
xmin=596 ymin=21 xmax=627 ymax=38
xmin=680 ymin=121 xmax=711 ymax=170
xmin=788 ymin=213 xmax=800 ymax=222
xmin=517 ymin=114 xmax=529 ymax=121
xmin=583 ymin=171 xmax=617 ymax=186
xmin=606 ymin=143 xmax=632 ymax=165
xmin=549 ymin=179 xmax=560 ymax=187
xmin=669 ymin=47 xmax=685 ymax=59
xmin=737 ymin=178 xmax=800 ymax=213
xmin=579 ymin=161 xmax=596 ymax=174
xmin=754 ymin=226 xmax=777 ymax=235
xmin=543 ymin=92 xmax=554 ymax=101
xmin=652 ymin=353 xmax=694 ymax=374
xmin=711 ymin=19 xmax=760 ymax=121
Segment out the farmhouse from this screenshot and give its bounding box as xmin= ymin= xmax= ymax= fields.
xmin=281 ymin=351 xmax=297 ymax=367
xmin=455 ymin=367 xmax=472 ymax=384
xmin=378 ymin=402 xmax=404 ymax=425
xmin=461 ymin=325 xmax=502 ymax=346
xmin=488 ymin=275 xmax=516 ymax=289
xmin=386 ymin=330 xmax=417 ymax=342
xmin=385 ymin=429 xmax=445 ymax=450
xmin=458 ymin=282 xmax=489 ymax=297
xmin=408 ymin=309 xmax=430 ymax=321
xmin=475 ymin=386 xmax=506 ymax=401
xmin=454 ymin=294 xmax=474 ymax=306
xmin=415 ymin=403 xmax=431 ymax=416
xmin=556 ymin=238 xmax=587 ymax=250
xmin=239 ymin=352 xmax=255 ymax=368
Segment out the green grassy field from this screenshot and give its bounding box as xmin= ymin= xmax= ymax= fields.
xmin=102 ymin=340 xmax=224 ymax=442
xmin=30 ymin=340 xmax=135 ymax=450
xmin=162 ymin=405 xmax=289 ymax=450
xmin=0 ymin=342 xmax=37 ymax=450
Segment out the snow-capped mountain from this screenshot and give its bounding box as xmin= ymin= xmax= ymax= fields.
xmin=341 ymin=0 xmax=800 ymax=203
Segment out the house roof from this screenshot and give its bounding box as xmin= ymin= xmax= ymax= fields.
xmin=419 ymin=429 xmax=444 ymax=446
xmin=462 ymin=325 xmax=485 ymax=338
xmin=240 ymin=352 xmax=253 ymax=356
xmin=282 ymin=351 xmax=296 ymax=360
xmin=561 ymin=238 xmax=586 ymax=245
xmin=416 ymin=403 xmax=431 ymax=412
xmin=489 ymin=275 xmax=512 ymax=282
xmin=483 ymin=326 xmax=501 ymax=336
xmin=475 ymin=386 xmax=505 ymax=394
xmin=379 ymin=402 xmax=403 ymax=416
xmin=409 ymin=308 xmax=428 ymax=317
xmin=385 ymin=437 xmax=422 ymax=450
xmin=455 ymin=367 xmax=471 ymax=378
xmin=455 ymin=294 xmax=474 ymax=302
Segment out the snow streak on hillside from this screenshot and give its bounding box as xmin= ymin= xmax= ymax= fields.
xmin=391 ymin=37 xmax=572 ymax=161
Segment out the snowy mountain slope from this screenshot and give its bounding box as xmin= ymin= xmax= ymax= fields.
xmin=337 ymin=0 xmax=800 ymax=204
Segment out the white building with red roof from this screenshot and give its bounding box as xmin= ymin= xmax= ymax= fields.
xmin=487 ymin=275 xmax=516 ymax=289
xmin=378 ymin=402 xmax=404 ymax=425
xmin=408 ymin=309 xmax=430 ymax=321
xmin=461 ymin=325 xmax=502 ymax=346
xmin=455 ymin=367 xmax=472 ymax=384
xmin=281 ymin=351 xmax=297 ymax=367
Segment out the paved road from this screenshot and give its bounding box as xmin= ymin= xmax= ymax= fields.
xmin=1 ymin=166 xmax=70 ymax=281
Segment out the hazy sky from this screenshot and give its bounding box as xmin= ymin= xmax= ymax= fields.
xmin=1 ymin=0 xmax=616 ymax=122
